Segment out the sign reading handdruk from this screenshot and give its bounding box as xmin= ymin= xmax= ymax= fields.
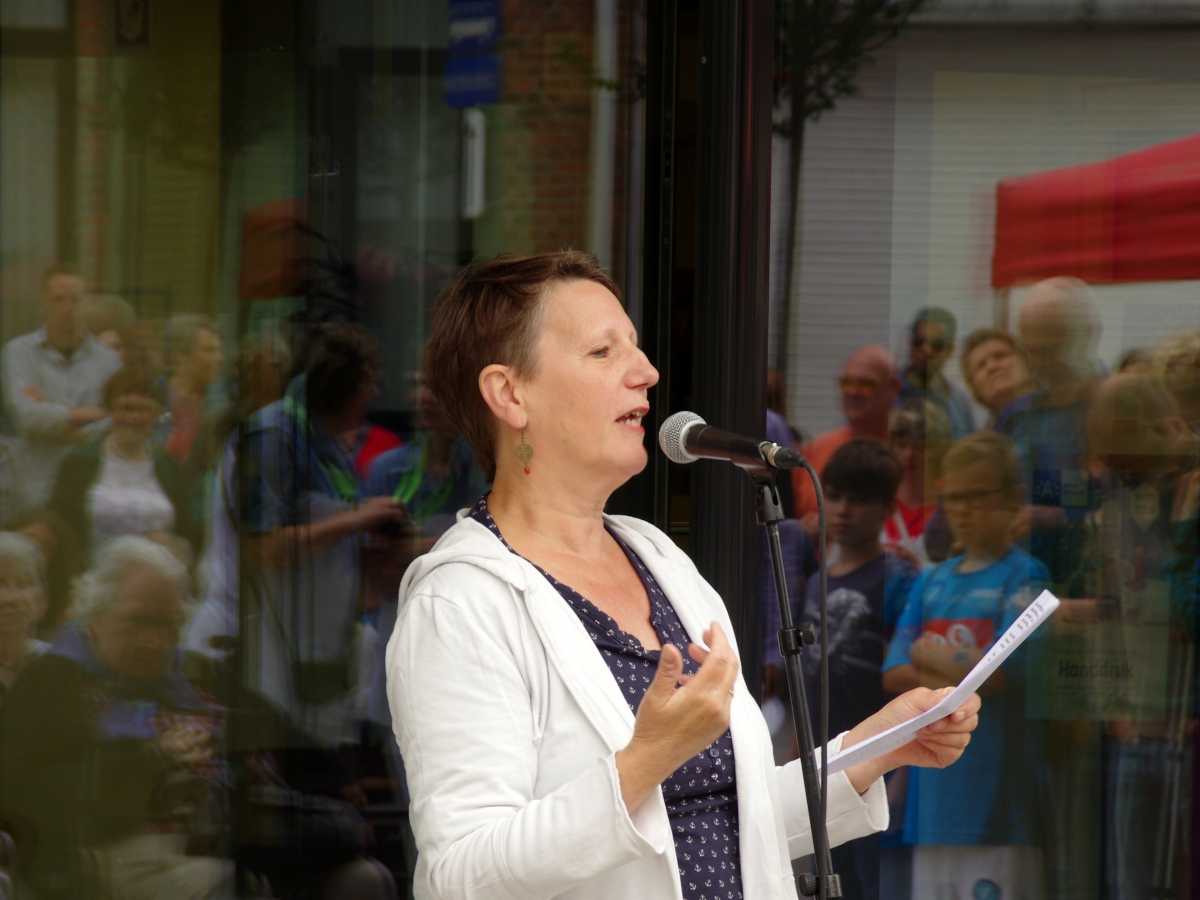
xmin=825 ymin=589 xmax=1062 ymax=775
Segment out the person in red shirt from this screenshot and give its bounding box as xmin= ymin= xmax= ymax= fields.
xmin=884 ymin=399 xmax=951 ymax=567
xmin=163 ymin=314 xmax=225 ymax=467
xmin=793 ymin=345 xmax=900 ymax=536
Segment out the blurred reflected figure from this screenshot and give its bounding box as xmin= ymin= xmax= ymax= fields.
xmin=885 ymin=400 xmax=951 ymax=568
xmin=0 ymin=537 xmax=231 ymax=900
xmin=10 ymin=508 xmax=85 ymax=640
xmin=242 ymin=324 xmax=405 ymax=744
xmin=0 ymin=436 xmax=24 ymax=529
xmin=1000 ymin=277 xmax=1104 ymax=589
xmin=883 ymin=432 xmax=1048 ymax=900
xmin=1156 ymin=329 xmax=1200 ymax=436
xmin=999 ymin=279 xmax=1108 ymax=900
xmin=162 ymin=315 xmax=227 ymax=472
xmin=1116 ymin=347 xmax=1153 ymax=375
xmin=49 ymin=368 xmax=194 ymax=561
xmin=899 ymin=307 xmax=975 ymax=439
xmin=1 ymin=266 xmax=123 ymax=507
xmin=0 ymin=533 xmax=48 ymax=698
xmin=792 ymin=345 xmax=900 ymax=536
xmin=801 ymin=439 xmax=917 ymax=900
xmin=185 ymin=334 xmax=291 ymax=661
xmin=1016 ymin=277 xmax=1102 ymax=400
xmin=960 ymin=328 xmax=1032 ymax=427
xmin=1082 ymin=373 xmax=1195 ymax=900
xmin=361 ymin=379 xmax=487 ymax=733
xmin=79 ymin=295 xmax=138 ymax=365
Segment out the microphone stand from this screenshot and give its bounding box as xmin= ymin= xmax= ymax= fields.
xmin=744 ymin=461 xmax=840 ymax=900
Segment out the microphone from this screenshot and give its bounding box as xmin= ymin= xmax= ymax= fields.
xmin=658 ymin=411 xmax=805 ymax=470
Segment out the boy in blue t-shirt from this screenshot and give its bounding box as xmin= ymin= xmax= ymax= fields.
xmin=883 ymin=431 xmax=1048 ymax=900
xmin=800 ymin=438 xmax=918 ymax=900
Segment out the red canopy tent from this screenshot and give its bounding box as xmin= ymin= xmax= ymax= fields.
xmin=991 ymin=134 xmax=1200 ymax=288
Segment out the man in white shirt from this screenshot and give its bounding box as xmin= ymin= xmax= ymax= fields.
xmin=2 ymin=266 xmax=122 ymax=507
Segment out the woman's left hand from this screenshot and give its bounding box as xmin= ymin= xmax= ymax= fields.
xmin=840 ymin=687 xmax=980 ymax=794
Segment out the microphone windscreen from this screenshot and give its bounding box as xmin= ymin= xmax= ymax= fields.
xmin=659 ymin=411 xmax=704 ymax=464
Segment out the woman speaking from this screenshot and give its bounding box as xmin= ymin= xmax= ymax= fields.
xmin=385 ymin=252 xmax=980 ymax=900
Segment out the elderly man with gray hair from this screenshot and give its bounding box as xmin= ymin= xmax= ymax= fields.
xmin=0 ymin=536 xmax=232 ymax=900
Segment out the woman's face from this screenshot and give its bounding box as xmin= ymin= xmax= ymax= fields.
xmin=519 ymin=280 xmax=658 ymax=486
xmin=0 ymin=560 xmax=41 ymax=636
xmin=109 ymin=392 xmax=159 ymax=442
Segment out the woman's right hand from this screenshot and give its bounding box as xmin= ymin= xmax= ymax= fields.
xmin=614 ymin=622 xmax=740 ymax=813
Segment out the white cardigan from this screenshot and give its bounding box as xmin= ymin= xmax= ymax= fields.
xmin=385 ymin=511 xmax=888 ymax=900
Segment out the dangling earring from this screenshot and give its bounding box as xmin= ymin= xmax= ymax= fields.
xmin=516 ymin=430 xmax=533 ymax=474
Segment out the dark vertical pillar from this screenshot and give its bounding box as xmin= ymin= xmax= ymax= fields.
xmin=691 ymin=0 xmax=773 ymax=699
xmin=606 ymin=0 xmax=677 ymax=529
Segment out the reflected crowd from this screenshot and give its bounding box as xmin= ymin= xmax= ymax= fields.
xmin=0 ymin=263 xmax=1196 ymax=900
xmin=765 ymin=283 xmax=1200 ymax=900
xmin=0 ymin=266 xmax=489 ymax=899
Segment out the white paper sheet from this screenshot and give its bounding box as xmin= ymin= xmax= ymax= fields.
xmin=824 ymin=589 xmax=1061 ymax=775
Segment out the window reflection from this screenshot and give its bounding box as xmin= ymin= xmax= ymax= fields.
xmin=0 ymin=1 xmax=1197 ymax=899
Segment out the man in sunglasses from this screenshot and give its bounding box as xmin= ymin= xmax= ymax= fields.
xmin=899 ymin=307 xmax=976 ymax=440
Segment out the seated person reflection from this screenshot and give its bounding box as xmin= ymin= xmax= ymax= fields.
xmin=385 ymin=252 xmax=980 ymax=900
xmin=0 ymin=533 xmax=49 ymax=699
xmin=0 ymin=537 xmax=232 ymax=900
xmin=10 ymin=509 xmax=84 ymax=640
xmin=883 ymin=432 xmax=1049 ymax=900
xmin=49 ymin=368 xmax=194 ymax=561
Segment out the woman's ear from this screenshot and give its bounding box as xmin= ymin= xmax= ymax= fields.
xmin=478 ymin=364 xmax=528 ymax=431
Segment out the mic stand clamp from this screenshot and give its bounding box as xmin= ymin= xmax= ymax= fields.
xmin=743 ymin=465 xmax=841 ymax=900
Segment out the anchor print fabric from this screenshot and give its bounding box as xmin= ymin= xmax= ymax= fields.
xmin=469 ymin=496 xmax=743 ymax=900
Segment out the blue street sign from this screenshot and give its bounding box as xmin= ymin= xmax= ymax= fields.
xmin=445 ymin=54 xmax=501 ymax=108
xmin=448 ymin=0 xmax=501 ymax=55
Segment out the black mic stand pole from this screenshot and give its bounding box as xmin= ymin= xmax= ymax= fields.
xmin=745 ymin=465 xmax=840 ymax=900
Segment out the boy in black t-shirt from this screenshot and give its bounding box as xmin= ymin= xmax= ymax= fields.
xmin=801 ymin=438 xmax=918 ymax=900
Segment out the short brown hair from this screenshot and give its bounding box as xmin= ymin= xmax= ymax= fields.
xmin=102 ymin=367 xmax=160 ymax=409
xmin=425 ymin=251 xmax=619 ymax=481
xmin=822 ymin=438 xmax=902 ymax=506
xmin=942 ymin=431 xmax=1021 ymax=496
xmin=959 ymin=327 xmax=1018 ymax=390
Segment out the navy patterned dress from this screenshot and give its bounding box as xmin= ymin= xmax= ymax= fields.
xmin=469 ymin=496 xmax=743 ymax=900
